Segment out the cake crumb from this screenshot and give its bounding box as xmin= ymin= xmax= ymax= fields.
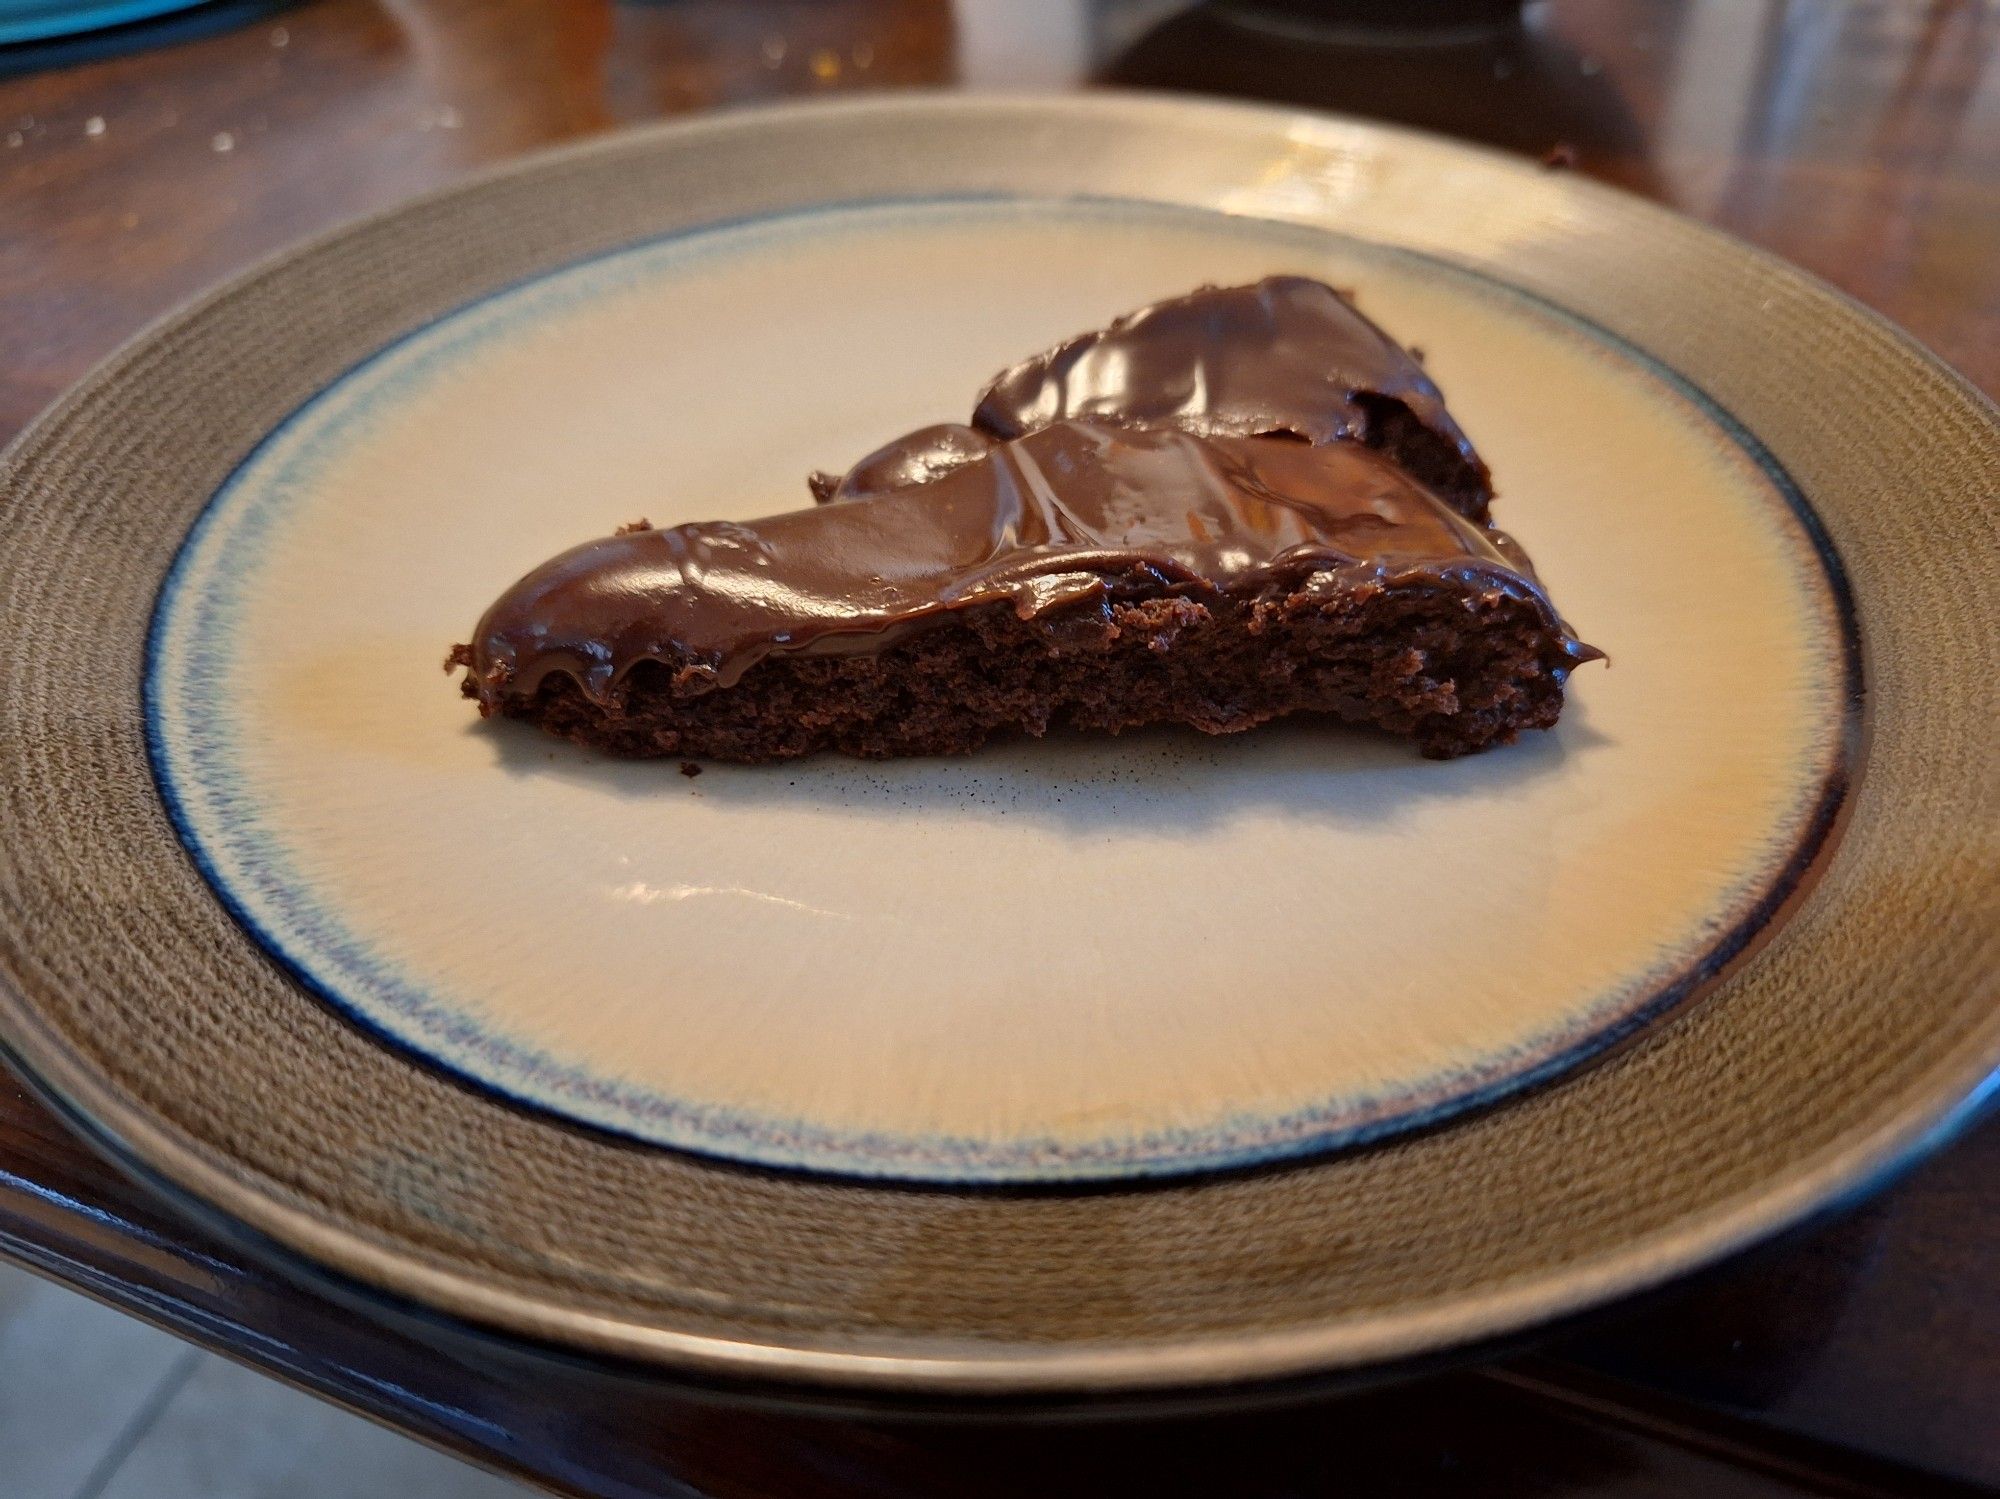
xmin=615 ymin=517 xmax=654 ymax=535
xmin=679 ymin=761 xmax=703 ymax=778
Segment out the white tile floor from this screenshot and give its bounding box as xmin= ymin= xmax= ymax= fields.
xmin=0 ymin=1260 xmax=538 ymax=1499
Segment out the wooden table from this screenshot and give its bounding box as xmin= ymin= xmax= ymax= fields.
xmin=3 ymin=3 xmax=1995 ymax=1494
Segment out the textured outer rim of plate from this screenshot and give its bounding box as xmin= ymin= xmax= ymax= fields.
xmin=0 ymin=93 xmax=1995 ymax=1398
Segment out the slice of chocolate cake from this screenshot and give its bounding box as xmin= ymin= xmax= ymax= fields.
xmin=454 ymin=420 xmax=1598 ymax=761
xmin=454 ymin=278 xmax=1597 ymax=762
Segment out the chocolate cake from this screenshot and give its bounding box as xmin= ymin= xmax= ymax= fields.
xmin=453 ymin=280 xmax=1598 ymax=762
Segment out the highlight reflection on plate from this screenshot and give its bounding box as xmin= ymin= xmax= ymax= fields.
xmin=148 ymin=197 xmax=1852 ymax=1181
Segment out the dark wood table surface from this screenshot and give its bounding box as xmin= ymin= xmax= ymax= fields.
xmin=3 ymin=3 xmax=1995 ymax=1495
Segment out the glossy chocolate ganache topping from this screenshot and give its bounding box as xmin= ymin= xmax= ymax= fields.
xmin=812 ymin=277 xmax=1492 ymax=519
xmin=461 ymin=279 xmax=1596 ymax=713
xmin=468 ymin=421 xmax=1592 ymax=703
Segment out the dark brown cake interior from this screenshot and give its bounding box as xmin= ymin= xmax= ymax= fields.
xmin=498 ymin=585 xmax=1572 ymax=762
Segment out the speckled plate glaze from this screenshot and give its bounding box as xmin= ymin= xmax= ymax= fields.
xmin=1 ymin=96 xmax=1994 ymax=1397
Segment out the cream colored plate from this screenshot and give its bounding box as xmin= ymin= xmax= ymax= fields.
xmin=147 ymin=197 xmax=1846 ymax=1180
xmin=2 ymin=97 xmax=1990 ymax=1397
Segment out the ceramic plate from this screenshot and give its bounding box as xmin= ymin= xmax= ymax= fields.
xmin=1 ymin=95 xmax=1994 ymax=1397
xmin=145 ymin=198 xmax=1849 ymax=1183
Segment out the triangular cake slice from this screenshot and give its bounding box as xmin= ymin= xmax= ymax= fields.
xmin=454 ymin=280 xmax=1597 ymax=761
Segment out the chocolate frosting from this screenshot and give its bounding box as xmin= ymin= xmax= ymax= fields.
xmin=468 ymin=420 xmax=1593 ymax=704
xmin=971 ymin=276 xmax=1489 ymax=509
xmin=810 ymin=423 xmax=996 ymax=504
xmin=807 ymin=277 xmax=1491 ymax=516
xmin=464 ymin=278 xmax=1597 ymax=711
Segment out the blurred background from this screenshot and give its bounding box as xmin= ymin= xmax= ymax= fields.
xmin=5 ymin=0 xmax=1995 ymax=425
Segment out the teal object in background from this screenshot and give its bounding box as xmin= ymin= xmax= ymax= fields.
xmin=0 ymin=0 xmax=210 ymax=45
